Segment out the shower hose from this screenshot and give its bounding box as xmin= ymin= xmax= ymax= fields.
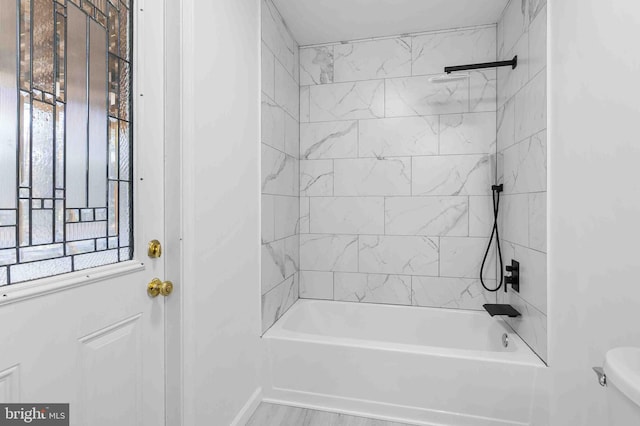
xmin=480 ymin=184 xmax=504 ymax=292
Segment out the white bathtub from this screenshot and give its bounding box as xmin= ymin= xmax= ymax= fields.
xmin=262 ymin=299 xmax=546 ymax=426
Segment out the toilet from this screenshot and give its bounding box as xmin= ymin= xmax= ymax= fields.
xmin=603 ymin=347 xmax=640 ymax=424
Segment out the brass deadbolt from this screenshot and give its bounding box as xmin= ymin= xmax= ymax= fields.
xmin=148 ymin=240 xmax=162 ymax=258
xmin=147 ymin=278 xmax=173 ymax=298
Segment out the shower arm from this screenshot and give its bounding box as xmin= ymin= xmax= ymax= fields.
xmin=444 ymin=55 xmax=517 ymax=74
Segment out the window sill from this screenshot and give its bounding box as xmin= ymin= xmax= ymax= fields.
xmin=0 ymin=260 xmax=145 ymax=307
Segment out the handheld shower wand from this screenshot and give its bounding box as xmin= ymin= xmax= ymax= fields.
xmin=480 ymin=184 xmax=504 ymax=292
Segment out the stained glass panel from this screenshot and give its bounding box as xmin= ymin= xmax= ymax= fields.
xmin=0 ymin=228 xmax=16 ymax=249
xmin=0 ymin=211 xmax=17 ymax=227
xmin=0 ymin=2 xmax=18 ymax=210
xmin=33 ymin=0 xmax=55 ymax=93
xmin=19 ymin=0 xmax=31 ymax=90
xmin=1 ymin=0 xmax=134 ymax=285
xmin=31 ymin=100 xmax=55 ymax=199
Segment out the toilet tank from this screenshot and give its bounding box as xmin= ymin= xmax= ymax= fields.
xmin=603 ymin=347 xmax=640 ymax=425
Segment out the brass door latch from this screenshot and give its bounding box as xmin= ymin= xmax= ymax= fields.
xmin=147 ymin=278 xmax=174 ymax=297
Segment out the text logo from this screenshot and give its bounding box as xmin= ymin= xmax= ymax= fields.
xmin=0 ymin=405 xmax=68 ymax=426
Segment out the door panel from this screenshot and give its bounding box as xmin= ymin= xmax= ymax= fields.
xmin=0 ymin=269 xmax=164 ymax=426
xmin=0 ymin=366 xmax=19 ymax=402
xmin=79 ymin=315 xmax=143 ymax=426
xmin=0 ymin=1 xmax=168 ymax=425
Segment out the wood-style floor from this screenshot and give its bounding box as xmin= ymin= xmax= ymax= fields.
xmin=245 ymin=403 xmax=412 ymax=426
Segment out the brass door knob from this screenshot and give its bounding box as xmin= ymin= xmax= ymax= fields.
xmin=147 ymin=278 xmax=173 ymax=297
xmin=160 ymin=280 xmax=173 ymax=296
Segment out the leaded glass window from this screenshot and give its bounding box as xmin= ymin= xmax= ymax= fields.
xmin=0 ymin=0 xmax=133 ymax=285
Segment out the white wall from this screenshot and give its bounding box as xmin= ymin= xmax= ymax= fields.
xmin=549 ymin=0 xmax=640 ymax=424
xmin=180 ymin=0 xmax=262 ymax=424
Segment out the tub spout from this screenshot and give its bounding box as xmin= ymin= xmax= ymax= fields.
xmin=483 ymin=304 xmax=521 ymax=318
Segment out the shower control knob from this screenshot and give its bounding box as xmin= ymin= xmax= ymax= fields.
xmin=504 ymin=260 xmax=520 ymax=293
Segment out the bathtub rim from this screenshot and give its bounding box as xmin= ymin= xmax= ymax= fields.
xmin=264 ymin=299 xmax=546 ymax=368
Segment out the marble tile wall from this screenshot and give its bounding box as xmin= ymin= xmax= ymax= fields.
xmin=496 ymin=0 xmax=547 ymax=361
xmin=297 ymin=25 xmax=501 ymax=312
xmin=261 ymin=0 xmax=300 ymax=333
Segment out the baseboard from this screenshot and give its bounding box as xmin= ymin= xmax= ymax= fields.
xmin=263 ymin=387 xmax=529 ymax=426
xmin=229 ymin=387 xmax=262 ymax=426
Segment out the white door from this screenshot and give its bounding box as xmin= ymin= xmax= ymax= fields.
xmin=0 ymin=1 xmax=170 ymax=425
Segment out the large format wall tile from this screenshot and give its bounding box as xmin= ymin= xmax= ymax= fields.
xmin=412 ymin=155 xmax=492 ymax=196
xmin=529 ymin=192 xmax=546 ymax=253
xmin=275 ymin=61 xmax=300 ymax=120
xmin=470 ymin=70 xmax=497 ymax=112
xmin=262 ymin=43 xmax=275 ymax=99
xmin=262 ymin=0 xmax=300 ymax=334
xmin=261 ymin=95 xmax=285 ymax=151
xmin=440 ymin=237 xmax=495 ymax=279
xmin=497 ymin=33 xmax=529 ymax=108
xmin=299 ymin=270 xmax=333 ymax=300
xmin=334 ymin=158 xmax=411 ymax=196
xmin=300 ymin=234 xmax=358 ymax=272
xmin=333 ymin=37 xmax=411 ymax=82
xmin=300 ymin=46 xmax=334 ymax=85
xmin=334 ymin=272 xmax=411 ymax=305
xmin=299 ymin=197 xmax=310 ymax=233
xmin=359 ymin=235 xmax=439 ymax=276
xmin=262 ymin=194 xmax=275 ymax=243
xmin=497 ymin=97 xmax=516 ymax=151
xmin=300 ymin=86 xmax=310 ymax=123
xmin=274 ymin=195 xmax=299 ymax=240
xmin=502 ymin=130 xmax=546 ymax=194
xmin=384 ymin=197 xmax=468 ymax=237
xmin=310 ymin=197 xmax=384 ymax=235
xmin=284 ymin=113 xmax=299 ymax=158
xmin=385 ymin=76 xmax=469 ymax=116
xmin=261 ymin=0 xmax=296 ymax=76
xmin=300 ymin=159 xmax=333 ymax=196
xmin=262 ymin=241 xmax=286 ymax=294
xmin=495 ymin=0 xmax=547 ymax=361
xmin=412 ymin=276 xmax=494 ymax=310
xmin=310 ymin=80 xmax=385 ymax=121
xmin=500 ymin=241 xmax=546 ymax=314
xmin=358 ymin=116 xmax=438 ymax=158
xmin=500 ymin=290 xmax=547 ymax=360
xmin=412 ymin=27 xmax=496 ymax=76
xmin=262 ymin=144 xmax=298 ymax=196
xmin=528 ymin=6 xmax=546 ymax=79
xmin=468 ymin=196 xmax=494 ymax=237
xmin=439 ymin=112 xmax=496 ymax=155
xmin=293 ymin=46 xmax=300 ymax=83
xmin=287 ymin=23 xmax=550 ymax=346
xmin=300 ymin=121 xmax=358 ymax=159
xmin=517 ymin=246 xmax=547 ymax=315
xmin=529 ymin=0 xmax=547 ymax=23
xmin=500 ymin=193 xmax=529 ymax=247
xmin=515 ymin=71 xmax=546 ymax=142
xmin=261 ymin=235 xmax=298 ymax=294
xmin=262 ymin=274 xmax=299 ymax=333
xmin=498 ymin=0 xmax=528 ymax=57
